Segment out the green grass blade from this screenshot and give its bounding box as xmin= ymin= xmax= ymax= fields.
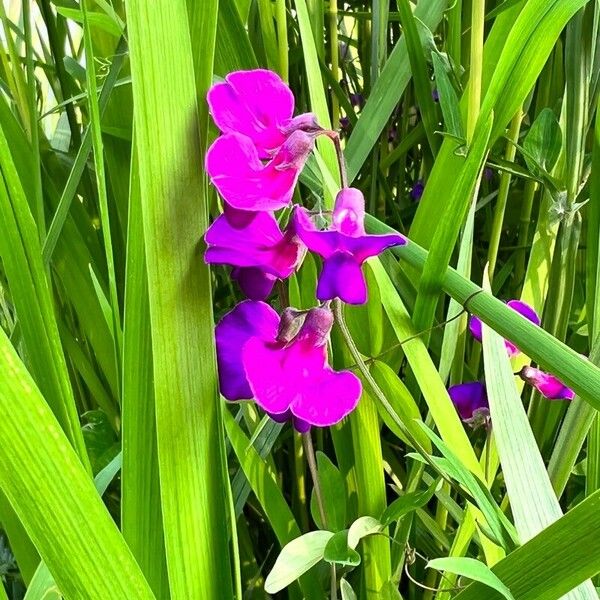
xmin=0 ymin=327 xmax=154 ymax=599
xmin=125 ymin=0 xmax=234 ymax=596
xmin=121 ymin=149 xmax=169 ymax=598
xmin=0 ymin=124 xmax=89 ymax=469
xmin=454 ymin=490 xmax=600 ymax=600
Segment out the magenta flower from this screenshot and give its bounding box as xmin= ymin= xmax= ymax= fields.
xmin=207 ymin=69 xmax=318 ymax=158
xmin=293 ymin=187 xmax=406 ymax=304
xmin=215 ymin=301 xmax=361 ymax=430
xmin=204 ymin=209 xmax=304 ymax=299
xmin=519 ymin=366 xmax=574 ymax=400
xmin=448 ymin=382 xmax=490 ymax=428
xmin=206 ymin=130 xmax=316 ymax=212
xmin=469 ymin=300 xmax=540 ymax=356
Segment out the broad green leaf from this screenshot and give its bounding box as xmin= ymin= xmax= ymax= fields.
xmin=522 ymin=108 xmax=562 ymax=175
xmin=125 ymin=0 xmax=233 ymax=598
xmin=0 ymin=327 xmax=154 ymax=599
xmin=264 ymin=531 xmax=334 ymax=594
xmin=427 ymin=557 xmax=515 ymax=600
xmin=55 ymin=6 xmax=122 ymax=37
xmin=323 ymin=531 xmax=361 ymax=567
xmin=347 ymin=516 xmax=383 ymax=549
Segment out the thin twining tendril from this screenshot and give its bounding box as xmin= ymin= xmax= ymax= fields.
xmin=404 ymin=546 xmax=465 ymax=594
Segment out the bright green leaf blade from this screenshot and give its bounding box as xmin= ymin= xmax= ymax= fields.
xmin=125 ymin=0 xmax=233 ymax=597
xmin=265 ymin=531 xmax=334 ymax=594
xmin=0 ymin=327 xmax=154 ymax=599
xmin=427 ymin=557 xmax=515 ymax=600
xmin=323 ymin=531 xmax=362 ymax=567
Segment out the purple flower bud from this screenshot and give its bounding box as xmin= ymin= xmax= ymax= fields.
xmin=448 ymin=382 xmax=490 ymax=428
xmin=410 ymin=180 xmax=424 ymax=201
xmin=519 ymin=366 xmax=575 ymax=400
xmin=432 ymin=89 xmax=440 ymax=103
xmin=484 ymin=167 xmax=494 ymax=181
xmin=388 ymin=126 xmax=398 ymax=143
xmin=350 ymin=93 xmax=364 ymax=109
xmin=339 ymin=116 xmax=350 ymax=132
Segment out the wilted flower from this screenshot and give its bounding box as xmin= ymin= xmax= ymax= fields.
xmin=448 ymin=382 xmax=490 ymax=428
xmin=519 ymin=366 xmax=574 ymax=400
xmin=293 ymin=187 xmax=405 ymax=304
xmin=215 ymin=301 xmax=361 ymax=430
xmin=469 ymin=300 xmax=540 ymax=357
xmin=204 ymin=209 xmax=304 ymax=299
xmin=207 ymin=69 xmax=318 ymax=158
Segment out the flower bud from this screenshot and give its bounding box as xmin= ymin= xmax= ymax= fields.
xmin=519 ymin=366 xmax=574 ymax=400
xmin=298 ymin=306 xmax=334 ymax=347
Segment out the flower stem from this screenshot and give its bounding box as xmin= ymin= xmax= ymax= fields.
xmin=324 ymin=130 xmax=348 ymax=189
xmin=302 ymin=431 xmax=337 ymax=599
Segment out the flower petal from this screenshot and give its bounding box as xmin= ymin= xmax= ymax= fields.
xmin=206 ymin=133 xmax=295 ymax=211
xmin=317 ymin=252 xmax=367 ymax=304
xmin=290 ymin=367 xmax=361 ymax=427
xmin=332 ymin=187 xmax=365 ymax=236
xmin=448 ymin=382 xmax=488 ymax=422
xmin=292 ymin=207 xmax=341 ymax=258
xmin=231 ymin=267 xmax=277 ymax=300
xmin=342 ymin=232 xmax=406 ymax=263
xmin=215 ymin=301 xmax=280 ymax=401
xmin=207 ymin=69 xmax=294 ymax=156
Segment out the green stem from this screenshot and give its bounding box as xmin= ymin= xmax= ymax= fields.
xmin=302 ymin=432 xmax=337 ymax=600
xmin=329 ymin=0 xmax=340 ymax=130
xmin=466 ymin=0 xmax=485 ymax=142
xmin=275 ymin=0 xmax=289 ymax=81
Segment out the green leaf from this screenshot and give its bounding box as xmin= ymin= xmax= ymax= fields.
xmin=0 ymin=327 xmax=154 ymax=598
xmin=347 ymin=516 xmax=383 ymax=549
xmin=55 ymin=6 xmax=123 ymax=37
xmin=427 ymin=557 xmax=515 ymax=600
xmin=125 ymin=0 xmax=233 ymax=597
xmin=522 ymin=108 xmax=562 ymax=175
xmin=340 ymin=578 xmax=358 ymax=600
xmin=264 ymin=531 xmax=334 ymax=594
xmin=380 ymin=479 xmax=440 ymax=527
xmin=454 ymin=490 xmax=600 ymax=600
xmin=310 ymin=451 xmax=347 ymax=531
xmin=323 ymin=531 xmax=361 ymax=567
xmin=432 ymin=51 xmax=465 ymax=140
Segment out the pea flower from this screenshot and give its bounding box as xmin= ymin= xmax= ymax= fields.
xmin=207 ymin=69 xmax=318 ymax=158
xmin=204 ymin=209 xmax=304 ymax=299
xmin=293 ymin=187 xmax=406 ymax=304
xmin=448 ymin=382 xmax=490 ymax=428
xmin=519 ymin=366 xmax=574 ymax=400
xmin=215 ymin=301 xmax=361 ymax=430
xmin=469 ymin=300 xmax=540 ymax=357
xmin=410 ymin=180 xmax=424 ymax=201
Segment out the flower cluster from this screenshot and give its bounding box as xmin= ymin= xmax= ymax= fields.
xmin=204 ymin=69 xmax=406 ymax=430
xmin=449 ymin=299 xmax=574 ymax=427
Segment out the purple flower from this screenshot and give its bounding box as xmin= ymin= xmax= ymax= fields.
xmin=204 ymin=208 xmax=304 ymax=300
xmin=484 ymin=167 xmax=494 ymax=181
xmin=432 ymin=89 xmax=440 ymax=103
xmin=215 ymin=301 xmax=362 ymax=430
xmin=293 ymin=188 xmax=406 ymax=304
xmin=448 ymin=382 xmax=490 ymax=428
xmin=206 ymin=130 xmax=316 ymax=212
xmin=350 ymin=93 xmax=364 ymax=109
xmin=469 ymin=300 xmax=540 ymax=357
xmin=410 ymin=180 xmax=424 ymax=201
xmin=519 ymin=366 xmax=574 ymax=400
xmin=207 ymin=69 xmax=318 ymax=158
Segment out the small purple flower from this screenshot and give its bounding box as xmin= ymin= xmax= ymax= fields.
xmin=432 ymin=89 xmax=440 ymax=103
xmin=204 ymin=209 xmax=304 ymax=300
xmin=207 ymin=69 xmax=318 ymax=158
xmin=215 ymin=301 xmax=362 ymax=430
xmin=469 ymin=300 xmax=540 ymax=357
xmin=519 ymin=366 xmax=574 ymax=400
xmin=293 ymin=187 xmax=406 ymax=304
xmin=388 ymin=126 xmax=398 ymax=143
xmin=206 ymin=130 xmax=316 ymax=212
xmin=339 ymin=116 xmax=350 ymax=132
xmin=350 ymin=93 xmax=364 ymax=109
xmin=484 ymin=167 xmax=494 ymax=181
xmin=410 ymin=180 xmax=424 ymax=201
xmin=448 ymin=382 xmax=490 ymax=428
